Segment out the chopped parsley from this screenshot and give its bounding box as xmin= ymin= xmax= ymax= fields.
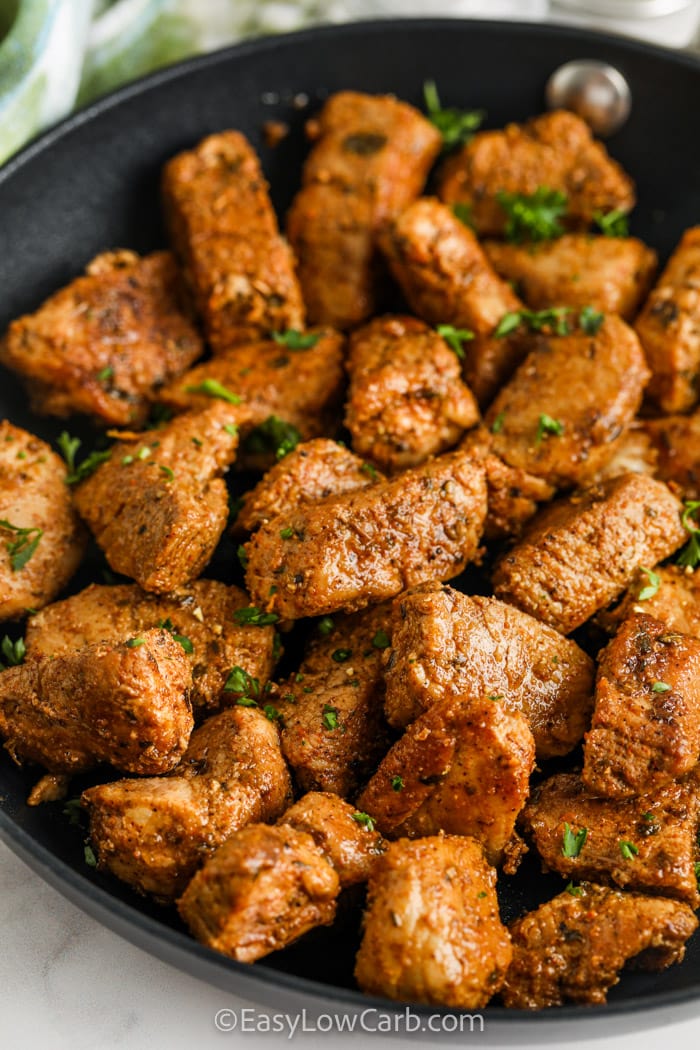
xmin=423 ymin=80 xmax=484 ymax=150
xmin=271 ymin=329 xmax=320 ymax=350
xmin=317 ymin=616 xmax=335 ymax=637
xmin=243 ymin=415 xmax=301 ymax=461
xmin=391 ymin=775 xmax=404 ymax=792
xmin=561 ymin=822 xmax=588 ymax=858
xmin=322 ymin=703 xmax=340 ymax=730
xmin=331 ymin=648 xmax=352 ymax=663
xmin=652 ymin=681 xmax=671 ymax=693
xmin=233 ymin=606 xmax=279 ymax=627
xmin=84 ymin=844 xmax=98 ymax=868
xmin=184 ymin=378 xmax=241 ymax=404
xmin=495 ymin=306 xmax=571 ymax=338
xmin=237 ymin=544 xmax=248 ymax=569
xmin=263 ymin=704 xmax=283 ymax=723
xmin=637 ymin=566 xmax=661 ymax=602
xmin=62 ymin=798 xmax=84 ymax=827
xmin=436 ymin=324 xmax=474 ymax=360
xmin=235 ymin=696 xmax=258 ymax=708
xmin=536 ymin=414 xmax=565 ymax=446
xmin=452 ymin=202 xmax=474 ymax=228
xmin=352 ymin=812 xmax=376 ymax=831
xmin=565 ymin=882 xmax=584 ymax=897
xmin=372 ymin=629 xmax=390 ymax=650
xmin=224 ymin=665 xmax=261 ymax=698
xmin=280 ymin=526 xmax=294 ymax=539
xmin=58 ymin=434 xmax=112 ymax=484
xmin=0 ymin=635 xmax=25 ymax=668
xmin=497 ymin=187 xmax=568 ymax=244
xmin=0 ymin=520 xmax=43 ymax=571
xmin=619 ymin=840 xmax=639 ymax=860
xmin=490 ymin=411 xmax=506 ymax=434
xmin=360 ymin=461 xmax=379 ymax=481
xmin=96 ymin=366 xmax=114 ymax=382
xmin=159 ymin=465 xmax=175 ymax=482
xmin=125 ymin=637 xmax=146 ymax=648
xmin=594 ymin=209 xmax=629 ymax=238
xmin=158 ymin=618 xmax=194 ymax=654
xmin=57 ymin=431 xmax=81 ymax=474
xmin=579 ymin=305 xmax=605 ymax=335
xmin=677 ymin=500 xmax=700 ymax=569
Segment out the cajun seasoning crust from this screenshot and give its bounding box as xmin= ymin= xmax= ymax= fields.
xmin=383 ymin=584 xmax=594 ymax=760
xmin=0 ymin=251 xmax=204 ymax=427
xmin=73 ymin=403 xmax=240 ymax=593
xmin=521 ymin=771 xmax=700 ymax=906
xmin=484 ymin=315 xmax=650 ymax=490
xmin=645 ymin=410 xmax=700 ymax=499
xmin=493 ymin=474 xmax=687 ymax=635
xmin=243 ymin=449 xmax=487 ymax=620
xmin=82 ymin=707 xmax=292 ymax=902
xmin=356 ymin=696 xmax=535 ymax=866
xmin=345 ymin=315 xmax=479 ymax=473
xmin=483 ymin=235 xmax=657 ymax=321
xmin=0 ymin=421 xmax=86 ymax=622
xmin=162 ymin=130 xmax=304 ymax=351
xmin=583 ymin=613 xmax=700 ymax=798
xmin=24 ymin=580 xmax=276 ymax=719
xmin=599 ymin=566 xmax=700 ymax=640
xmin=379 ymin=197 xmax=527 ymax=407
xmin=354 ymin=836 xmax=512 ymax=1009
xmin=635 ymin=227 xmax=700 ymax=413
xmin=0 ymin=629 xmax=193 ymax=775
xmin=438 ymin=110 xmax=635 ymax=236
xmin=177 ymin=823 xmax=340 ymax=963
xmin=286 ymin=91 xmax=441 ymax=330
xmin=502 ymin=884 xmax=698 ymax=1009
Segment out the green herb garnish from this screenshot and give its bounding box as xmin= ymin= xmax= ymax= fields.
xmin=495 ymin=306 xmax=571 ymax=338
xmin=322 ymin=703 xmax=340 ymax=730
xmin=184 ymin=378 xmax=241 ymax=404
xmin=242 ymin=415 xmax=301 ymax=461
xmin=125 ymin=637 xmax=146 ymax=648
xmin=579 ymin=305 xmax=605 ymax=335
xmin=436 ymin=324 xmax=474 ymax=360
xmin=619 ymin=840 xmax=639 ymax=860
xmin=317 ymin=616 xmax=335 ymax=637
xmin=0 ymin=635 xmax=25 ymax=668
xmin=352 ymin=811 xmax=376 ymax=831
xmin=0 ymin=520 xmax=43 ymax=571
xmin=562 ymin=822 xmax=588 ymax=858
xmin=271 ymin=329 xmax=320 ymax=350
xmin=565 ymin=882 xmax=584 ymax=897
xmin=497 ymin=187 xmax=568 ymax=244
xmin=372 ymin=629 xmax=390 ymax=650
xmin=280 ymin=526 xmax=294 ymax=539
xmin=391 ymin=775 xmax=404 ymax=792
xmin=158 ymin=618 xmax=194 ymax=654
xmin=233 ymin=606 xmax=279 ymax=627
xmin=423 ymin=80 xmax=484 ymax=150
xmin=490 ymin=411 xmax=506 ymax=434
xmin=594 ymin=209 xmax=629 ymax=238
xmin=638 ymin=566 xmax=661 ymax=602
xmin=652 ymin=681 xmax=671 ymax=693
xmin=536 ymin=414 xmax=565 ymax=446
xmin=677 ymin=501 xmax=700 ymax=569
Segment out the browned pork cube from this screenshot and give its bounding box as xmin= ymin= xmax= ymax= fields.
xmin=24 ymin=580 xmax=276 ymax=719
xmin=379 ymin=198 xmax=527 ymax=405
xmin=0 ymin=421 xmax=86 ymax=621
xmin=286 ymin=91 xmax=441 ymax=329
xmin=483 ymin=235 xmax=657 ymax=320
xmin=635 ymin=227 xmax=700 ymax=412
xmin=645 ymin=410 xmax=700 ymax=498
xmin=178 ymin=824 xmax=339 ymax=962
xmin=438 ymin=110 xmax=635 ymax=236
xmin=493 ymin=474 xmax=687 ymax=634
xmin=83 ymin=707 xmax=292 ymax=901
xmin=583 ymin=613 xmax=700 ymax=797
xmin=0 ymin=629 xmax=193 ymax=775
xmin=502 ymin=884 xmax=698 ymax=1009
xmin=162 ymin=130 xmax=304 ymax=350
xmin=522 ymin=770 xmax=700 ymax=905
xmin=384 ymin=584 xmax=594 ymax=759
xmin=73 ymin=404 xmax=240 ymax=593
xmin=345 ymin=315 xmax=479 ymax=472
xmin=484 ymin=314 xmax=650 ymax=489
xmin=243 ymin=449 xmax=487 ymax=619
xmin=356 ymin=696 xmax=535 ymax=866
xmin=0 ymin=251 xmax=203 ymax=427
xmin=600 ymin=565 xmax=700 ymax=641
xmin=354 ymin=836 xmax=511 ymax=1008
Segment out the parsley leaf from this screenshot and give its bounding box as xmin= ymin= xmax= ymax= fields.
xmin=0 ymin=519 xmax=43 ymax=571
xmin=185 ymin=378 xmax=241 ymax=404
xmin=322 ymin=703 xmax=340 ymax=730
xmin=536 ymin=414 xmax=565 ymax=446
xmin=224 ymin=665 xmax=261 ymax=697
xmin=594 ymin=209 xmax=629 ymax=238
xmin=280 ymin=526 xmax=294 ymax=539
xmin=495 ymin=306 xmax=571 ymax=338
xmin=497 ymin=187 xmax=568 ymax=243
xmin=84 ymin=844 xmax=98 ymax=868
xmin=490 ymin=411 xmax=506 ymax=434
xmin=125 ymin=637 xmax=146 ymax=648
xmin=352 ymin=811 xmax=376 ymax=831
xmin=677 ymin=501 xmax=700 ymax=569
xmin=652 ymin=681 xmax=671 ymax=693
xmin=372 ymin=629 xmax=390 ymax=650
xmin=436 ymin=324 xmax=474 ymax=360
xmin=233 ymin=606 xmax=279 ymax=627
xmin=561 ymin=822 xmax=588 ymax=858
xmin=271 ymin=329 xmax=320 ymax=350
xmin=391 ymin=775 xmax=404 ymax=792
xmin=331 ymin=648 xmax=352 ymax=663
xmin=579 ymin=305 xmax=605 ymax=335
xmin=638 ymin=566 xmax=661 ymax=602
xmin=565 ymin=882 xmax=584 ymax=897
xmin=452 ymin=202 xmax=474 ymax=228
xmin=158 ymin=618 xmax=194 ymax=654
xmin=360 ymin=461 xmax=379 ymax=481
xmin=0 ymin=635 xmax=25 ymax=668
xmin=263 ymin=704 xmax=283 ymax=723
xmin=423 ymin=80 xmax=484 ymax=150
xmin=317 ymin=616 xmax=335 ymax=637
xmin=96 ymin=365 xmax=114 ymax=382
xmin=619 ymin=840 xmax=639 ymax=860
xmin=57 ymin=431 xmax=81 ymax=474
xmin=64 ymin=446 xmax=112 ymax=485
xmin=242 ymin=415 xmax=301 ymax=461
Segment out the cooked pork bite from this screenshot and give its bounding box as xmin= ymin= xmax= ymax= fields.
xmin=244 ymin=449 xmax=487 ymax=619
xmin=178 ymin=823 xmax=339 ymax=962
xmin=0 ymin=251 xmax=203 ymax=427
xmin=280 ymin=792 xmax=386 ymax=888
xmin=286 ymin=91 xmax=441 ymax=329
xmin=83 ymin=706 xmax=291 ymax=901
xmin=0 ymin=421 xmax=86 ymax=621
xmin=345 ymin=315 xmax=479 ymax=472
xmin=73 ymin=403 xmax=239 ymax=593
xmin=234 ymin=439 xmax=381 ymax=535
xmin=600 ymin=565 xmax=700 ymax=640
xmin=162 ymin=130 xmax=304 ymax=351
xmin=645 ymin=410 xmax=700 ymax=499
xmin=502 ymin=883 xmax=698 ymax=1009
xmin=483 ymin=235 xmax=656 ymax=320
xmin=588 ymin=423 xmax=658 ymax=485
xmin=0 ymin=629 xmax=192 ymax=775
xmin=438 ymin=110 xmax=635 ymax=236
xmin=354 ymin=836 xmax=511 ymax=1008
xmin=274 ymin=604 xmax=391 ymax=798
xmin=493 ymin=474 xmax=687 ymax=634
xmin=635 ymin=227 xmax=700 ymax=413
xmin=356 ymin=696 xmax=535 ymax=866
xmin=583 ymin=613 xmax=700 ymax=797
xmin=379 ymin=198 xmax=527 ymax=405
xmin=384 ymin=584 xmax=594 ymax=759
xmin=484 ymin=314 xmax=650 ymax=489
xmin=24 ymin=580 xmax=276 ymax=719
xmin=522 ymin=771 xmax=700 ymax=905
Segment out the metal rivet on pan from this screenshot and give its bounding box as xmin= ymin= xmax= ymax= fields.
xmin=545 ymin=60 xmax=632 ymax=136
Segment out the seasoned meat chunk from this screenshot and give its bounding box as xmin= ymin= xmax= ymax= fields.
xmin=178 ymin=823 xmax=339 ymax=962
xmin=162 ymin=130 xmax=304 ymax=350
xmin=280 ymin=792 xmax=386 ymax=888
xmin=493 ymin=474 xmax=687 ymax=634
xmin=384 ymin=584 xmax=594 ymax=759
xmin=588 ymin=423 xmax=658 ymax=485
xmin=0 ymin=421 xmax=86 ymax=621
xmin=645 ymin=410 xmax=700 ymax=499
xmin=522 ymin=771 xmax=700 ymax=905
xmin=234 ymin=439 xmax=380 ymax=535
xmin=354 ymin=836 xmax=511 ymax=1008
xmin=83 ymin=707 xmax=291 ymax=901
xmin=0 ymin=629 xmax=193 ymax=775
xmin=502 ymin=884 xmax=698 ymax=1009
xmin=274 ymin=604 xmax=391 ymax=798
xmin=483 ymin=235 xmax=657 ymax=320
xmin=73 ymin=404 xmax=239 ymax=593
xmin=244 ymin=449 xmax=487 ymax=619
xmin=583 ymin=613 xmax=700 ymax=797
xmin=345 ymin=315 xmax=479 ymax=472
xmin=286 ymin=91 xmax=441 ymax=329
xmin=379 ymin=198 xmax=527 ymax=406
xmin=635 ymin=227 xmax=700 ymax=413
xmin=600 ymin=565 xmax=700 ymax=641
xmin=24 ymin=580 xmax=276 ymax=719
xmin=0 ymin=251 xmax=203 ymax=427
xmin=438 ymin=110 xmax=635 ymax=236
xmin=484 ymin=314 xmax=650 ymax=489
xmin=356 ymin=696 xmax=535 ymax=865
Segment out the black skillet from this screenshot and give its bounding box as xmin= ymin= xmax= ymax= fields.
xmin=1 ymin=17 xmax=700 ymax=1027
